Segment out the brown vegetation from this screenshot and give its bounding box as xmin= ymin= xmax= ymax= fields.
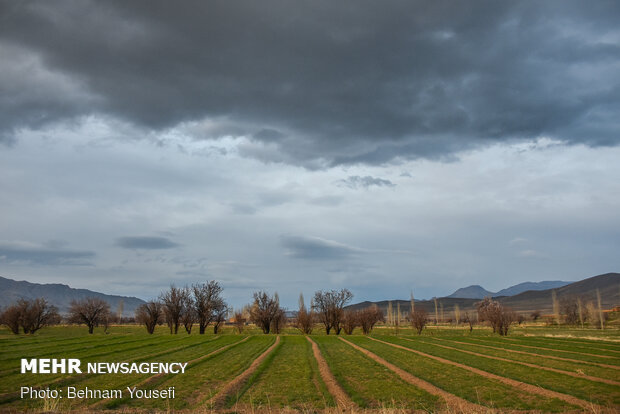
xmin=295 ymin=293 xmax=314 ymax=334
xmin=0 ymin=298 xmax=60 ymax=334
xmin=135 ymin=300 xmax=163 ymax=334
xmin=249 ymin=291 xmax=284 ymax=334
xmin=476 ymin=297 xmax=516 ymax=336
xmin=312 ymin=288 xmax=353 ymax=335
xmin=68 ymin=297 xmax=111 ymax=334
xmin=358 ymin=305 xmax=384 ymax=334
xmin=409 ymin=307 xmax=428 ymax=335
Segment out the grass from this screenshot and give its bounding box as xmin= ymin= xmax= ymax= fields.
xmin=377 ymin=335 xmax=620 ymax=407
xmin=419 ymin=336 xmax=620 ymax=379
xmin=313 ymin=336 xmax=441 ymax=410
xmin=346 ymin=336 xmax=574 ymax=412
xmin=0 ymin=324 xmax=618 ymax=412
xmin=232 ymin=336 xmax=334 ymax=410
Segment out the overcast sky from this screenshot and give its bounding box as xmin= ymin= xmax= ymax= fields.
xmin=1 ymin=0 xmax=619 ymax=308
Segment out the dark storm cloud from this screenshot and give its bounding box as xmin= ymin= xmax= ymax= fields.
xmin=0 ymin=242 xmax=95 ymax=266
xmin=1 ymin=0 xmax=619 ymax=164
xmin=336 ymin=176 xmax=395 ymax=189
xmin=115 ymin=236 xmax=180 ymax=250
xmin=281 ymin=235 xmax=360 ymax=260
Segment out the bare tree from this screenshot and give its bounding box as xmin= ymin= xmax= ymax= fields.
xmin=295 ymin=293 xmax=314 ymax=334
xmin=160 ymin=285 xmax=188 ymax=334
xmin=358 ymin=305 xmax=384 ymax=335
xmin=476 ymin=297 xmax=516 ymax=336
xmin=342 ymin=309 xmax=359 ymax=335
xmin=192 ymin=281 xmax=226 ymax=334
xmin=462 ymin=311 xmax=474 ymax=332
xmin=212 ymin=305 xmax=228 ymax=334
xmin=270 ymin=303 xmax=286 ymax=334
xmin=410 ymin=308 xmax=428 ymax=335
xmin=180 ymin=288 xmax=196 ymax=334
xmin=233 ymin=310 xmax=246 ymax=333
xmin=68 ymin=297 xmax=111 ymax=334
xmin=135 ymin=301 xmax=163 ymax=334
xmin=530 ymin=310 xmax=541 ymax=321
xmin=312 ymin=289 xmax=353 ymax=335
xmin=17 ymin=298 xmax=60 ymax=334
xmin=249 ymin=291 xmax=281 ymax=334
xmin=0 ymin=304 xmax=23 ymax=334
xmin=561 ymin=297 xmax=579 ymax=325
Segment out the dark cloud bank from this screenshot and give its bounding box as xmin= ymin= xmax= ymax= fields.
xmin=115 ymin=236 xmax=180 ymax=250
xmin=1 ymin=0 xmax=619 ymax=166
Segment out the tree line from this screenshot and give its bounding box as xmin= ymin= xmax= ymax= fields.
xmin=1 ymin=283 xmax=610 ymax=335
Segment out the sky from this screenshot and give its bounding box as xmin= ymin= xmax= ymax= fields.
xmin=1 ymin=0 xmax=619 ymax=309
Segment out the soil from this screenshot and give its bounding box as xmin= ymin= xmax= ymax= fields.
xmin=368 ymin=337 xmax=603 ymax=412
xmin=435 ymin=337 xmax=620 ymax=370
xmin=306 ymin=336 xmax=356 ymax=412
xmin=339 ymin=337 xmax=486 ymax=413
xmin=418 ymin=338 xmax=620 ymax=386
xmin=206 ymin=335 xmax=280 ymax=408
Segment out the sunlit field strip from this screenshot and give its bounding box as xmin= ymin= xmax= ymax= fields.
xmin=346 ymin=336 xmax=574 ymax=412
xmin=380 ymin=336 xmax=619 ymax=407
xmin=502 ymin=336 xmax=620 ymax=354
xmin=313 ymin=336 xmax=442 ymax=410
xmin=414 ymin=337 xmax=619 ymax=386
xmin=460 ymin=336 xmax=620 ymax=364
xmin=235 ymin=336 xmax=334 ymax=410
xmin=428 ymin=337 xmax=620 ymax=378
xmin=472 ymin=335 xmax=620 ymax=358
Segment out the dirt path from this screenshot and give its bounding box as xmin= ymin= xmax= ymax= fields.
xmin=435 ymin=337 xmax=620 ymax=370
xmin=306 ymin=336 xmax=356 ymax=411
xmin=339 ymin=338 xmax=485 ymax=413
xmin=206 ymin=335 xmax=280 ymax=409
xmin=416 ymin=338 xmax=620 ymax=386
xmin=470 ymin=337 xmax=617 ymax=359
xmin=368 ymin=337 xmax=603 ymax=411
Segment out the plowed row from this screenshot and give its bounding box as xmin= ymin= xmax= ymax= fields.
xmin=1 ymin=328 xmax=618 ymax=413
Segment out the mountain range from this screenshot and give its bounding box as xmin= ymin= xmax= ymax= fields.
xmin=348 ymin=273 xmax=619 ymax=314
xmin=0 ymin=276 xmax=145 ymax=316
xmin=447 ymin=280 xmax=571 ymax=299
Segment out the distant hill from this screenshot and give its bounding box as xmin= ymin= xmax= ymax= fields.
xmin=495 ymin=280 xmax=570 ymax=297
xmin=349 ymin=273 xmax=620 ymax=315
xmin=447 ymin=280 xmax=571 ymax=299
xmin=0 ymin=276 xmax=145 ymax=316
xmin=499 ymin=273 xmax=619 ymax=312
xmin=447 ymin=285 xmax=493 ymax=299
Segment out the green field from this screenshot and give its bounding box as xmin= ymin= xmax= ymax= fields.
xmin=0 ymin=325 xmax=619 ymax=413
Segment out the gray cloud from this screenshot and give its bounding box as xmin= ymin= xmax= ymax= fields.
xmin=0 ymin=241 xmax=95 ymax=266
xmin=115 ymin=236 xmax=180 ymax=250
xmin=280 ymin=235 xmax=361 ymax=260
xmin=336 ymin=175 xmax=395 ymax=189
xmin=1 ymin=1 xmax=619 ymax=165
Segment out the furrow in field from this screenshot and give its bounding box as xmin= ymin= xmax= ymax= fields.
xmin=369 ymin=337 xmax=602 ymax=411
xmin=339 ymin=337 xmax=484 ymax=413
xmin=307 ymin=336 xmax=355 ymax=411
xmin=471 ymin=337 xmax=619 ymax=360
xmin=415 ymin=338 xmax=620 ymax=386
xmin=206 ymin=336 xmax=280 ymax=409
xmin=526 ymin=336 xmax=620 ymax=351
xmin=504 ymin=336 xmax=620 ymax=355
xmin=434 ymin=337 xmax=620 ymax=370
xmin=89 ymin=336 xmax=250 ymax=410
xmin=0 ymin=336 xmax=221 ymax=404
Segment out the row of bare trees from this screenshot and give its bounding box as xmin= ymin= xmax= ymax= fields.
xmin=0 ymin=298 xmax=61 ymax=334
xmin=135 ymin=281 xmax=228 ymax=334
